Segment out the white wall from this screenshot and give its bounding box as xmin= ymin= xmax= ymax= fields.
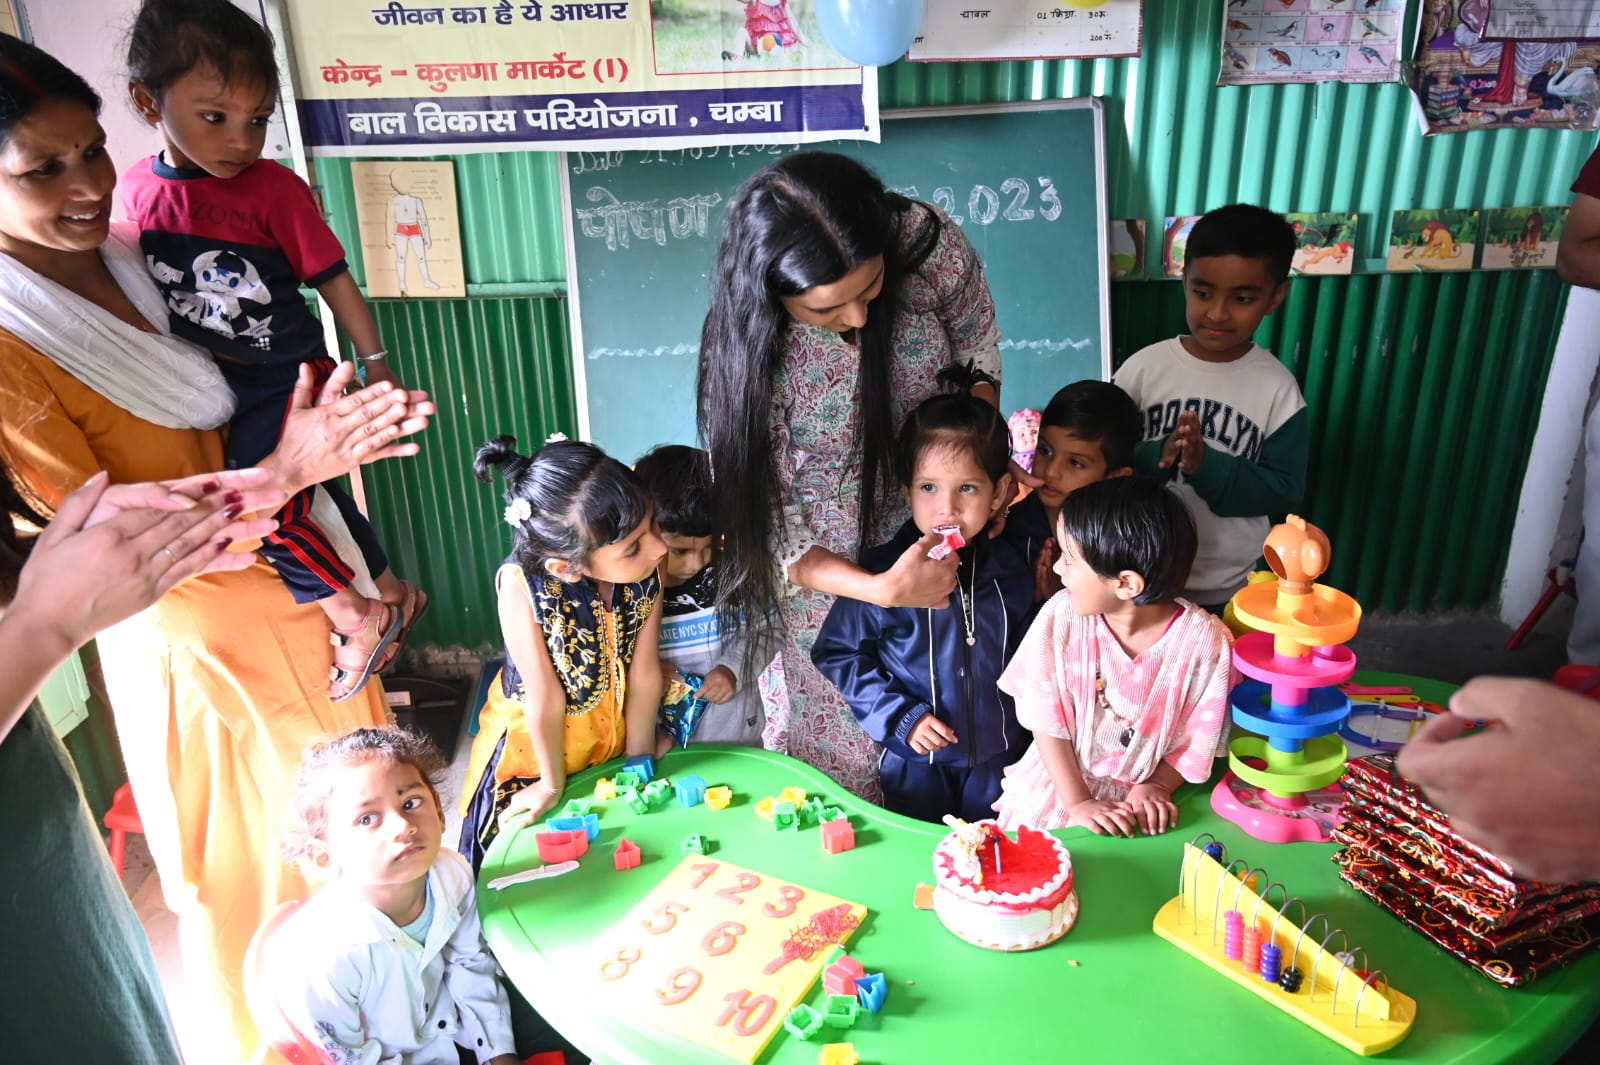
xmin=21 ymin=1 xmax=290 ymax=220
xmin=23 ymin=0 xmax=162 ymax=214
xmin=1501 ymin=286 xmax=1600 ymax=630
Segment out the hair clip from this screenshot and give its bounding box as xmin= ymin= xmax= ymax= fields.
xmin=545 ymin=431 xmax=569 ymax=444
xmin=504 ymin=498 xmax=532 ymax=526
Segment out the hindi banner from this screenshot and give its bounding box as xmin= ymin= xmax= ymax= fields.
xmin=283 ymin=0 xmax=879 ymax=154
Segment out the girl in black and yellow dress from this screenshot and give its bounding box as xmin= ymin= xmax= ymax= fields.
xmin=460 ymin=436 xmax=667 ymax=869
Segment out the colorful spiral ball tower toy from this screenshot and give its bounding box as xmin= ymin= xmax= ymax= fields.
xmin=1212 ymin=516 xmax=1362 ymax=843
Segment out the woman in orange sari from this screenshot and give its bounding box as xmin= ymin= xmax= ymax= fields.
xmin=0 ymin=37 xmax=434 ymax=1062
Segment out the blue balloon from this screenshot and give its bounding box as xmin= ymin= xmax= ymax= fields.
xmin=814 ymin=0 xmax=926 ymax=68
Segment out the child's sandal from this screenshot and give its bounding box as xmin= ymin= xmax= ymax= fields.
xmin=378 ymin=580 xmax=431 ymax=674
xmin=328 ymin=602 xmax=402 ymax=703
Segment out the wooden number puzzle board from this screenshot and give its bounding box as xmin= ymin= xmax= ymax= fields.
xmin=590 ymin=856 xmax=868 ymax=1063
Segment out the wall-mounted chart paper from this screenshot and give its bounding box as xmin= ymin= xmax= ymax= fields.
xmin=350 ymin=160 xmax=467 ymax=298
xmin=1411 ymin=2 xmax=1600 ymax=134
xmin=908 ymin=0 xmax=1142 ymax=62
xmin=1486 ymin=1 xmax=1600 ymax=39
xmin=1219 ymin=0 xmax=1405 ymax=85
xmin=589 ymin=857 xmax=867 ymax=1063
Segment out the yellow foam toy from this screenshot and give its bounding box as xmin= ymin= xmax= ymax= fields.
xmin=706 ymin=786 xmax=733 ymax=810
xmin=754 ymin=796 xmax=777 ymax=821
xmin=819 ymin=1044 xmax=858 ymax=1065
xmin=777 ymin=786 xmax=808 ymax=806
xmin=593 ymin=778 xmax=616 ymax=801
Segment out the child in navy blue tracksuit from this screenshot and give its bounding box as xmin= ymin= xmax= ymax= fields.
xmin=812 ymin=366 xmax=1033 ymax=823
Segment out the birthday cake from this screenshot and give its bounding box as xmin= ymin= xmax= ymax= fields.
xmin=932 ymin=819 xmax=1077 ymax=951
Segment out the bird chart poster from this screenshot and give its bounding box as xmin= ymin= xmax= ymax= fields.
xmin=1219 ymin=0 xmax=1406 ymax=86
xmin=350 ymin=161 xmax=468 ymax=298
xmin=1411 ymin=0 xmax=1600 ymax=134
xmin=1386 ymin=208 xmax=1480 ymax=272
xmin=908 ymin=0 xmax=1143 ymax=63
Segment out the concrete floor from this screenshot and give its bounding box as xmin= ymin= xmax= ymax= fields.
xmin=122 ymin=605 xmax=1591 ymax=1063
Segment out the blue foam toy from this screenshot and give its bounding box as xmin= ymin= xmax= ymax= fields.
xmin=622 ymin=754 xmax=656 ymax=784
xmin=855 ymin=972 xmax=887 ymax=1012
xmin=674 ymin=774 xmax=708 ymax=808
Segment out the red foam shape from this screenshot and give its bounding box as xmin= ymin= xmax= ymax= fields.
xmin=831 ymin=954 xmax=865 ymax=979
xmin=820 ymin=819 xmax=855 ymax=854
xmin=535 ymin=829 xmax=589 ymax=863
xmin=613 ymin=838 xmax=641 ymax=870
xmin=823 ymin=966 xmax=857 ymax=996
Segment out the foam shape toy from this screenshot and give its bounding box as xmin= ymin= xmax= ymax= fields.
xmin=593 ymin=778 xmax=616 ymax=801
xmin=547 ymin=814 xmax=600 ymax=841
xmin=534 ymin=828 xmax=588 ymax=863
xmin=624 ymin=790 xmax=649 ymax=815
xmin=823 ymin=995 xmax=859 ymax=1029
xmin=561 ymin=797 xmax=593 ymax=817
xmin=622 ymin=754 xmax=655 ymax=784
xmin=613 ymin=838 xmax=641 ymax=871
xmin=680 ymin=833 xmax=709 ymax=855
xmin=821 ymin=819 xmax=855 ymax=854
xmin=818 ymin=1045 xmax=858 ymax=1065
xmin=705 ymin=785 xmax=733 ymax=810
xmin=674 ymin=774 xmax=708 ymax=808
xmin=783 ymin=1004 xmax=824 ymax=1041
xmin=778 ymin=785 xmax=808 ymax=806
xmin=642 ymin=779 xmax=672 ymax=806
xmin=754 ymin=796 xmax=777 ymax=821
xmin=855 ymin=972 xmax=887 ymax=1012
xmin=613 ymin=770 xmax=641 ymax=790
xmin=774 ymin=801 xmax=799 ymax=832
xmin=799 ymin=796 xmax=826 ymax=825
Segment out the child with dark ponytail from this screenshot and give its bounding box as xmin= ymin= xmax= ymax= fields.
xmin=811 ymin=366 xmax=1034 ymax=822
xmin=458 ymin=436 xmax=666 ymax=868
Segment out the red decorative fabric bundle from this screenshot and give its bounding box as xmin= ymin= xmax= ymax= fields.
xmin=1332 ymin=753 xmax=1600 ymax=986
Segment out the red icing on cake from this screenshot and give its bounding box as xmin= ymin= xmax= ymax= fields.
xmin=938 ymin=825 xmax=1074 ymax=910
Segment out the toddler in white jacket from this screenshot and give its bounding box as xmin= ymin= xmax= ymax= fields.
xmin=272 ymin=727 xmax=519 ymax=1065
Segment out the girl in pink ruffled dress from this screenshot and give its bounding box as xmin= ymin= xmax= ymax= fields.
xmin=993 ymin=477 xmax=1234 ymax=837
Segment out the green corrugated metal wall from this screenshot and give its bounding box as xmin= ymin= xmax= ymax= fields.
xmin=310 ymin=0 xmax=1597 ymax=656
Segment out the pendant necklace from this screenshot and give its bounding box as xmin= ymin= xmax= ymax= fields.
xmin=958 ymin=559 xmax=977 ymax=647
xmin=1095 ymin=666 xmax=1136 ymax=747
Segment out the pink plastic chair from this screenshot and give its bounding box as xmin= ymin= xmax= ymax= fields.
xmin=102 ymin=782 xmax=143 ymax=881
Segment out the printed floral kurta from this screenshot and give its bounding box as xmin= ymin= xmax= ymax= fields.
xmin=993 ymin=594 xmax=1235 ymax=829
xmin=764 ymin=202 xmax=1001 ymax=801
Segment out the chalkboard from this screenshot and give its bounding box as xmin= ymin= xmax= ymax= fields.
xmin=561 ymin=100 xmax=1110 ymax=464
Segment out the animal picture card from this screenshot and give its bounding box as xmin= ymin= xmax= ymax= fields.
xmin=1287 ymin=212 xmax=1359 ymax=276
xmin=350 ymin=160 xmax=467 ymax=299
xmin=1481 ymin=206 xmax=1568 ymax=271
xmin=1162 ymin=215 xmax=1201 ymax=278
xmin=1110 ymin=218 xmax=1146 ymax=280
xmin=1219 ymin=0 xmax=1406 ymax=86
xmin=1387 ymin=209 xmax=1480 ymax=272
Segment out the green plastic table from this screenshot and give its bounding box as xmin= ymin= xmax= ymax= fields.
xmin=479 ymin=673 xmax=1600 ymax=1064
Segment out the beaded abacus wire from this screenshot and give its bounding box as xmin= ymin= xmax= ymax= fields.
xmin=1152 ymin=833 xmax=1417 ymax=1056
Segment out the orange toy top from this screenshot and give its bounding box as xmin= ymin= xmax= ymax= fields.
xmin=1262 ymin=515 xmax=1331 ymax=595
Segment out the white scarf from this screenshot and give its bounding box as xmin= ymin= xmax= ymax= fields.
xmin=0 ymin=222 xmax=235 ymax=430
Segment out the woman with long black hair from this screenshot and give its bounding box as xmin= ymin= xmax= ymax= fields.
xmin=698 ymin=151 xmax=1022 ymax=800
